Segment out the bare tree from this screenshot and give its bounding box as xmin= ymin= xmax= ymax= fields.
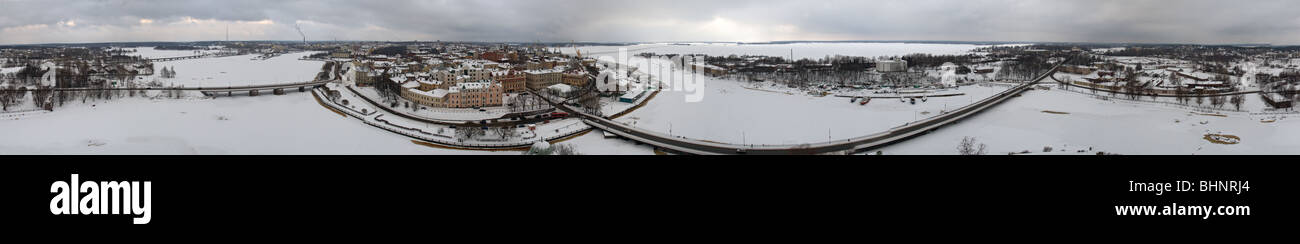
xmin=526 ymin=143 xmax=580 ymax=155
xmin=552 ymin=144 xmax=580 ymax=155
xmin=0 ymin=89 xmax=15 ymax=111
xmin=455 ymin=126 xmax=485 ymax=141
xmin=1210 ymin=95 xmax=1226 ymax=109
xmin=1230 ymin=94 xmax=1245 ymax=111
xmin=1174 ymin=87 xmax=1188 ymax=105
xmin=373 ymin=77 xmax=401 ymax=103
xmin=957 ymin=136 xmax=987 ymax=155
xmin=32 ymin=87 xmax=54 ymax=110
xmin=492 ymin=126 xmax=518 ymax=140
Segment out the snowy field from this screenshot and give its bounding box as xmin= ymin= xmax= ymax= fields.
xmin=879 ymin=88 xmax=1300 ymax=155
xmin=0 ymin=93 xmax=509 ymax=154
xmin=147 ymin=51 xmax=324 ymax=87
xmin=571 ymin=52 xmax=1009 ymax=146
xmin=617 ymin=71 xmax=1006 ymax=145
xmin=572 ymin=42 xmax=1000 ymax=60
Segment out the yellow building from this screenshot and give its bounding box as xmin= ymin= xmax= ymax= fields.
xmin=525 ymin=69 xmax=562 ymax=90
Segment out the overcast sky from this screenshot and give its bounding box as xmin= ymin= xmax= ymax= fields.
xmin=2 ymin=0 xmax=1298 ymax=45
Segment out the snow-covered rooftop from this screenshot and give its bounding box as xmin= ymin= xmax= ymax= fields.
xmin=548 ymin=83 xmax=573 ymax=93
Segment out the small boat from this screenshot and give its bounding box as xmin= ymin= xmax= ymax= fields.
xmin=859 ymin=98 xmax=871 ymax=106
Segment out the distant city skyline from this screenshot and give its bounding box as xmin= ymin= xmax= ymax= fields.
xmin=2 ymin=0 xmax=1298 ymax=45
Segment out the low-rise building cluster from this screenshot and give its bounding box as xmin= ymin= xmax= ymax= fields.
xmin=333 ymin=42 xmax=595 ymax=108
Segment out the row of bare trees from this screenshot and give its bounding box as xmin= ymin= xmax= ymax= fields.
xmin=159 ymin=66 xmax=177 ymax=79
xmin=573 ymin=80 xmax=604 ymax=116
xmin=995 ymin=58 xmax=1052 ymax=82
xmin=1170 ymin=87 xmax=1247 ymax=111
xmin=0 ymin=77 xmax=190 ymax=112
xmin=507 ymin=93 xmax=552 ymax=113
xmin=0 ymin=87 xmax=26 ymax=111
xmin=455 ymin=126 xmax=487 ymax=141
xmin=454 ymin=124 xmax=528 ymax=142
xmin=373 ymin=76 xmax=402 ymax=105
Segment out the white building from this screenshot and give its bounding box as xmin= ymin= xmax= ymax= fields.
xmin=876 ymin=60 xmax=908 ymax=72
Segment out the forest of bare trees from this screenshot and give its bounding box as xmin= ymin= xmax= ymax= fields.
xmin=0 ymin=67 xmax=189 ymax=112
xmin=995 ymin=56 xmax=1053 ymax=82
xmin=373 ymin=76 xmax=402 ymax=105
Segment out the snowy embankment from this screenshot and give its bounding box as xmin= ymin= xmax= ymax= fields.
xmin=879 ymin=88 xmax=1300 ymax=155
xmin=350 ymin=86 xmax=515 ymax=122
xmin=319 ymin=84 xmax=592 ymax=150
xmin=552 ymin=130 xmax=656 ymax=155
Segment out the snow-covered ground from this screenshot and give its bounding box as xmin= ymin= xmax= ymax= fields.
xmin=0 ymin=93 xmax=509 ymax=154
xmin=350 ymin=86 xmax=515 ymax=122
xmin=879 ymin=88 xmax=1300 ymax=155
xmin=572 ymin=53 xmax=1009 ymax=146
xmin=552 ymin=129 xmax=656 ymax=155
xmin=616 ymin=72 xmax=1007 ymax=145
xmin=147 ymin=51 xmax=323 ymax=87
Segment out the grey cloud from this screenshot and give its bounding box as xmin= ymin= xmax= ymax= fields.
xmin=1 ymin=0 xmax=1298 ymax=44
